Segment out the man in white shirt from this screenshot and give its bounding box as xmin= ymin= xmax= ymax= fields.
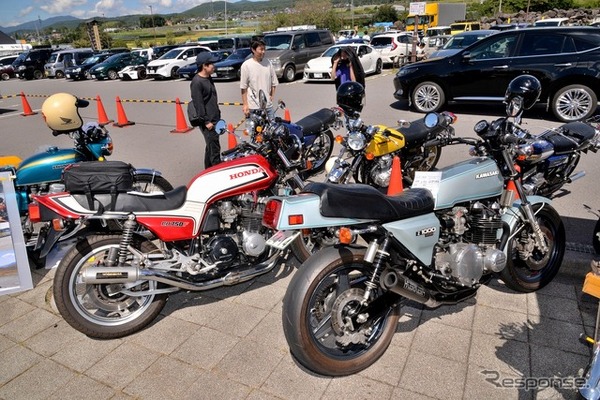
xmin=240 ymin=40 xmax=278 ymax=118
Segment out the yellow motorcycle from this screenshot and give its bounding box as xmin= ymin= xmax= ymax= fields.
xmin=326 ymin=110 xmax=456 ymax=189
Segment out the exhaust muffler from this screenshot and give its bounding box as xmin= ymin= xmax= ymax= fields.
xmin=380 ymin=269 xmax=440 ymax=308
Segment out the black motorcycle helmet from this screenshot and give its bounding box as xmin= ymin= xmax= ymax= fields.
xmin=505 ymin=75 xmax=541 ymax=111
xmin=336 ymin=81 xmax=365 ymax=116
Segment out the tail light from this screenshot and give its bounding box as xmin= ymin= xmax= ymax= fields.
xmin=262 ymin=199 xmax=282 ymax=229
xmin=391 ymin=41 xmax=397 ymax=51
xmin=28 ymin=203 xmax=41 ymax=223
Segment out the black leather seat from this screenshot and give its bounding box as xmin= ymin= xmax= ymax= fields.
xmin=394 ymin=119 xmax=441 ymax=145
xmin=540 ymin=121 xmax=597 ymax=154
xmin=295 ymin=108 xmax=336 ymax=136
xmin=73 ymin=185 xmax=187 ymax=212
xmin=303 ymin=182 xmax=434 ymax=222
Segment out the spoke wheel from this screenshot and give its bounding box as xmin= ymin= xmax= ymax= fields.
xmin=302 ymin=130 xmax=334 ymax=177
xmin=412 ymin=81 xmax=445 ymax=113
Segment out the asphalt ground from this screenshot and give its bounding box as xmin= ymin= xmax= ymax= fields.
xmin=0 ymin=71 xmax=599 ymax=399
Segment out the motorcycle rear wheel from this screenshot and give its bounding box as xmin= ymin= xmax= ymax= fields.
xmin=500 ymin=204 xmax=565 ymax=292
xmin=282 ymin=245 xmax=401 ymax=376
xmin=53 ymin=234 xmax=168 ymax=338
xmin=132 ymin=174 xmax=173 ymax=193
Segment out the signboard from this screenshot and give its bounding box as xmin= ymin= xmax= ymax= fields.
xmin=409 ymin=2 xmax=426 ymax=15
xmin=0 ymin=171 xmax=33 ymax=295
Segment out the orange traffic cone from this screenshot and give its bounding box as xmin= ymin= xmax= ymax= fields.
xmin=170 ymin=98 xmax=193 ymax=134
xmin=113 ymin=96 xmax=135 ymax=127
xmin=284 ymin=108 xmax=291 ymax=122
xmin=387 ymin=155 xmax=404 ymax=195
xmin=228 ymin=123 xmax=237 ymax=149
xmin=96 ymin=95 xmax=113 ymax=126
xmin=506 ymin=164 xmax=521 ymax=200
xmin=20 ymin=92 xmax=37 ymax=116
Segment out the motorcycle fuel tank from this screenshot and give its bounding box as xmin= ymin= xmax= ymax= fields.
xmin=16 ymin=147 xmax=87 ymax=186
xmin=434 ymin=158 xmax=503 ymax=209
xmin=364 ymin=125 xmax=405 ymax=157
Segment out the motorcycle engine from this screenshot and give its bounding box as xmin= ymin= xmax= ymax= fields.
xmin=369 ymin=154 xmax=393 ymax=187
xmin=435 ymin=202 xmax=507 ymax=286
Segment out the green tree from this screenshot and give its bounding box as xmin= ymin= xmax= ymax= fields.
xmin=373 ymin=4 xmax=398 ymax=23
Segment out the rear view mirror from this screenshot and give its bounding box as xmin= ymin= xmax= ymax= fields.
xmin=424 ymin=113 xmax=439 ymax=128
xmin=215 ymin=120 xmax=228 ymax=135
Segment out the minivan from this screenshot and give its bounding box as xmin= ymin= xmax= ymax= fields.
xmin=44 ymin=48 xmax=94 ymax=78
xmin=264 ymin=29 xmax=335 ymax=81
xmin=450 ymin=21 xmax=481 ymax=35
xmin=217 ymin=36 xmax=251 ymax=51
xmin=12 ymin=48 xmax=53 ymax=80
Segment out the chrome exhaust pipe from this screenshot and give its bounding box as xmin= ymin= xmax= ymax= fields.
xmin=80 ymin=253 xmax=281 ymax=291
xmin=380 ymin=269 xmax=440 ymax=308
xmin=568 ymin=171 xmax=585 ymax=183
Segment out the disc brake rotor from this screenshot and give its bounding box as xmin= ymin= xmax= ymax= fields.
xmin=331 ymin=288 xmax=371 ymax=346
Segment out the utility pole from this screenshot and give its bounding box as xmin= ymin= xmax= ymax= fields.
xmin=225 ymin=0 xmax=228 ymax=36
xmin=148 ymin=5 xmax=156 ymax=41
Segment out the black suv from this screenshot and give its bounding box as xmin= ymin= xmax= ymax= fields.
xmin=393 ymin=27 xmax=600 ymax=122
xmin=12 ymin=48 xmax=53 ymax=80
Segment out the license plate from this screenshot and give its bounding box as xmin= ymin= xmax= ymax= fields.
xmin=65 ymin=74 xmax=71 ymax=78
xmin=182 ymin=74 xmax=189 ymax=78
xmin=211 ymin=73 xmax=217 ymax=77
xmin=266 ymin=230 xmax=301 ymax=250
xmin=314 ymin=73 xmax=322 ymax=78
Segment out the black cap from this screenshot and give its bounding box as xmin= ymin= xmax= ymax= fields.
xmin=196 ymin=52 xmax=220 ymax=66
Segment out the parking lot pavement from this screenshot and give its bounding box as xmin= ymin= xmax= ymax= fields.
xmin=0 ymin=248 xmax=594 ymax=400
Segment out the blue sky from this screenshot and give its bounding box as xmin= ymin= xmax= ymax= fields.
xmin=1 ymin=0 xmax=211 ymax=27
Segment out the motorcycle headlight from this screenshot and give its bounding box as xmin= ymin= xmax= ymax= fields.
xmin=347 ymin=132 xmax=366 ymax=151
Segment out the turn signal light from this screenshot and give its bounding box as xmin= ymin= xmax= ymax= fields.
xmin=28 ymin=203 xmax=41 ymax=223
xmin=52 ymin=218 xmax=66 ymax=231
xmin=262 ymin=199 xmax=281 ymax=229
xmin=288 ymin=214 xmax=304 ymax=225
xmin=365 ymin=152 xmax=375 ymax=161
xmin=335 ymin=135 xmax=344 ymax=144
xmin=338 ymin=227 xmax=353 ymax=244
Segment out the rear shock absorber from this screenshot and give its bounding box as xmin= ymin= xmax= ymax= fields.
xmin=118 ymin=214 xmax=136 ymax=265
xmin=362 ymin=234 xmax=391 ymax=304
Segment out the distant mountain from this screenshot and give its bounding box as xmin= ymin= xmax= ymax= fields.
xmin=180 ymin=0 xmax=295 ymax=18
xmin=1 ymin=15 xmax=81 ymax=35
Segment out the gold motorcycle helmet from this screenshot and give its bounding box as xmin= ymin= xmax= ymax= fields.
xmin=41 ymin=93 xmax=90 ymax=133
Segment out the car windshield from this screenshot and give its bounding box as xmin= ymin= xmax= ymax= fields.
xmin=160 ymin=49 xmax=183 ymax=60
xmin=371 ymin=37 xmax=392 ymax=47
xmin=104 ymin=54 xmax=124 ymax=63
xmin=322 ymin=46 xmax=342 ymax=57
xmin=264 ymin=35 xmax=292 ymax=50
xmin=443 ymin=34 xmax=488 ymax=49
xmin=82 ymin=55 xmax=102 ymax=65
xmin=47 ymin=53 xmax=58 ymax=63
xmin=227 ymin=49 xmax=251 ymax=60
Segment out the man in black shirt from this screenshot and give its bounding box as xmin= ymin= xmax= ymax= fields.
xmin=190 ymin=52 xmax=221 ymax=169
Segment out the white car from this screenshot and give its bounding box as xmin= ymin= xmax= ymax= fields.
xmin=303 ymin=43 xmax=382 ymax=82
xmin=146 ymin=46 xmax=211 ymax=79
xmin=370 ymin=32 xmax=413 ymax=66
xmin=118 ymin=64 xmax=148 ymax=80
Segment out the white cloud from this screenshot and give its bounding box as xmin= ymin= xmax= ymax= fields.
xmin=18 ymin=6 xmax=34 ymax=17
xmin=40 ymin=0 xmax=88 ymax=15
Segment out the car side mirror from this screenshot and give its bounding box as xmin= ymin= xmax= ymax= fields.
xmin=461 ymin=52 xmax=472 ymax=61
xmin=183 ymin=55 xmax=188 ymax=60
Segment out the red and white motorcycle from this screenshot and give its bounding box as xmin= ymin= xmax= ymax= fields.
xmin=34 ymin=119 xmax=324 ymax=338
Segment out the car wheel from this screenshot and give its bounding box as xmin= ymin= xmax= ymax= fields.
xmin=107 ymin=70 xmax=118 ymax=80
xmin=170 ymin=67 xmax=179 ymax=79
xmin=138 ymin=69 xmax=147 ymax=80
xmin=33 ymin=69 xmax=44 ymax=80
xmin=0 ymin=72 xmax=9 ymax=81
xmin=236 ymin=68 xmax=241 ymax=80
xmin=283 ymin=65 xmax=296 ymax=82
xmin=55 ymin=70 xmax=65 ymax=79
xmin=411 ymin=81 xmax=445 ymax=113
xmin=84 ymin=71 xmax=92 ymax=80
xmin=551 ymin=84 xmax=597 ymax=122
xmin=375 ymin=59 xmax=382 ymax=74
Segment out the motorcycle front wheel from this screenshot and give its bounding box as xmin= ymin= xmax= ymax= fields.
xmin=282 ymin=245 xmax=401 ymax=376
xmin=301 ymin=130 xmax=334 ymax=178
xmin=500 ymin=204 xmax=565 ymax=292
xmin=53 ymin=234 xmax=168 ymax=339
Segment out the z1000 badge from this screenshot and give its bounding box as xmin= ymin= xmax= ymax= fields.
xmin=416 ymin=227 xmax=436 ymax=237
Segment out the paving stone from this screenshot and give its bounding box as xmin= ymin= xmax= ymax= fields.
xmin=473 ymin=304 xmax=531 ymax=342
xmin=469 ymin=331 xmax=530 ymax=377
xmin=411 ymin=320 xmax=472 ymax=363
xmin=246 ymin=311 xmax=288 ymax=353
xmin=51 ymin=336 xmax=122 ymax=373
xmin=125 ymin=314 xmax=198 ymax=355
xmin=246 ymin=388 xmax=286 ymax=400
xmin=388 ymin=302 xmax=422 ymax=349
xmin=0 ymin=358 xmax=75 ymax=400
xmin=214 ymin=337 xmax=285 ymax=388
xmin=85 ymin=342 xmax=161 ymax=390
xmin=0 ymin=307 xmax=60 ymax=342
xmin=180 ymin=369 xmax=252 ymax=399
xmin=160 ymin=291 xmax=221 ymax=325
xmin=528 ymin=292 xmax=582 ymax=324
xmin=0 ymin=344 xmax=42 ymax=385
xmin=0 ymin=297 xmax=35 ymax=327
xmin=322 ymin=374 xmax=394 ymax=400
xmin=203 ymin=300 xmax=268 ymax=338
xmin=390 ymin=387 xmax=438 ymax=399
xmin=476 ymin=282 xmax=529 ymax=314
xmin=255 ymin=259 xmax=298 ymax=289
xmin=463 ymin=363 xmax=530 ymax=400
xmin=46 ymin=374 xmax=116 ymax=400
xmin=170 ymin=326 xmax=239 ymax=370
xmin=24 ymin=319 xmax=86 ymax=357
xmin=14 ymin=278 xmax=53 ymax=311
xmin=399 ymin=351 xmax=467 ymax=400
xmin=233 ymin=280 xmax=287 ymax=311
xmin=359 ymin=344 xmax=409 ymax=387
xmin=0 ymin=333 xmax=15 ymax=353
xmin=260 ymin=357 xmax=331 ymax=399
xmin=420 ymin=298 xmax=476 ymax=330
xmin=530 ymin=278 xmax=578 ymax=300
xmin=123 ymin=356 xmax=199 ymax=399
xmin=530 ymin=316 xmax=588 ymax=355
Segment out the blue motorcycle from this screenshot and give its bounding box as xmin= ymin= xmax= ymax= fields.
xmin=0 ymin=121 xmax=172 ymax=268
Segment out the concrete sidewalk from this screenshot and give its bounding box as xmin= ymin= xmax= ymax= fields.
xmin=0 ymin=249 xmax=596 ymax=400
